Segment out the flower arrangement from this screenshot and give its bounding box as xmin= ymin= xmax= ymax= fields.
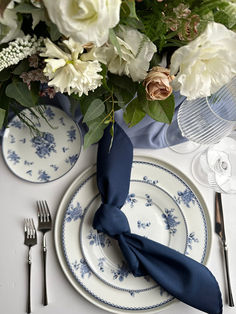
xmin=0 ymin=0 xmax=236 ymax=147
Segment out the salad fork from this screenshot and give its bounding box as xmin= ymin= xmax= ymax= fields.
xmin=37 ymin=200 xmax=52 ymax=306
xmin=24 ymin=218 xmax=37 ymax=314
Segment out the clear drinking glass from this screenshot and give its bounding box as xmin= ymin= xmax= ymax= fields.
xmin=192 ymin=137 xmax=236 ymax=194
xmin=177 ymin=76 xmax=236 ymax=145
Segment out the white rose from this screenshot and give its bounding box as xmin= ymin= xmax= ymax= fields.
xmin=91 ymin=25 xmax=156 ymax=82
xmin=0 ymin=7 xmax=23 ymax=44
xmin=170 ymin=22 xmax=236 ymax=100
xmin=41 ymin=38 xmax=102 ymax=96
xmin=43 ymin=0 xmax=121 ymax=47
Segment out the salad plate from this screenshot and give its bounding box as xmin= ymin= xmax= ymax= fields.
xmin=54 ymin=156 xmax=211 ymax=313
xmin=2 ymin=105 xmax=82 ymax=183
xmin=80 ymin=180 xmax=188 ymax=292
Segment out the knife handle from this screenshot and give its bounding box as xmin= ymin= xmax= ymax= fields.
xmin=223 ymin=242 xmax=234 ymax=307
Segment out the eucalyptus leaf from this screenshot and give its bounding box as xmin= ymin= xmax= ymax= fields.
xmin=83 ymin=99 xmax=105 ymax=123
xmin=79 ymin=87 xmax=106 ymax=115
xmin=6 ymin=81 xmax=38 ymax=108
xmin=0 ymin=108 xmax=6 ymax=128
xmin=113 ymin=87 xmax=134 ymax=108
xmin=83 ymin=121 xmax=106 ymax=148
xmin=123 ymin=97 xmax=146 ymax=127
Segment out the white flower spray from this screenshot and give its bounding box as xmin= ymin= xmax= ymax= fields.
xmin=0 ymin=35 xmax=43 ymax=72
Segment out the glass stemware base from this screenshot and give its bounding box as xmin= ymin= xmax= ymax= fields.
xmin=191 ymin=137 xmax=236 ymax=194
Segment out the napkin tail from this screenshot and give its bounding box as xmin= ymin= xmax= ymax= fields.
xmin=119 ymin=233 xmax=222 ymax=314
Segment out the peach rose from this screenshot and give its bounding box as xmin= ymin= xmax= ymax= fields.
xmin=143 ymin=66 xmax=174 ymax=101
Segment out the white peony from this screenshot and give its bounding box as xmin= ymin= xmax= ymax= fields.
xmin=43 ymin=0 xmax=121 ymax=47
xmin=41 ymin=38 xmax=102 ymax=96
xmin=92 ymin=25 xmax=157 ymax=82
xmin=0 ymin=3 xmax=23 ymax=44
xmin=170 ymin=22 xmax=236 ymax=100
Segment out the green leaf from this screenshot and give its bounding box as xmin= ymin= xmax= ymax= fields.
xmin=109 ymin=29 xmax=122 ymax=57
xmin=0 ymin=68 xmax=11 ymax=81
xmin=0 ymin=0 xmax=11 ymax=15
xmin=0 ymin=108 xmax=6 ymax=128
xmin=83 ymin=121 xmax=106 ymax=148
xmin=144 ymin=94 xmax=175 ymax=124
xmin=47 ymin=21 xmax=61 ymax=41
xmin=108 ymin=74 xmax=137 ymax=96
xmin=79 ymin=87 xmax=106 ymax=115
xmin=113 ymin=88 xmax=134 ymax=108
xmin=124 ymin=0 xmax=138 ymax=19
xmin=6 ymin=81 xmax=38 ymax=108
xmin=12 ymin=59 xmax=30 ymax=75
xmin=83 ymin=99 xmax=105 ymax=123
xmin=13 ymin=3 xmax=41 ymax=13
xmin=123 ymin=97 xmax=146 ymax=127
xmin=101 ymin=64 xmax=110 ymax=92
xmin=120 ymin=17 xmax=144 ymax=31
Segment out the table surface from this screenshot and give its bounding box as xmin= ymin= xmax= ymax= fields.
xmin=0 ymin=142 xmax=236 ymax=314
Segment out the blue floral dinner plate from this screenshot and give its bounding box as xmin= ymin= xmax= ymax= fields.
xmin=54 ymin=156 xmax=211 ymax=314
xmin=2 ymin=105 xmax=82 ymax=183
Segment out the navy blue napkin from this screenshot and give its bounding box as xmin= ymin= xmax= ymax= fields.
xmin=93 ymin=123 xmax=222 ymax=314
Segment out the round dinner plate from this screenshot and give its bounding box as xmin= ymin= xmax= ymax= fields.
xmin=54 ymin=156 xmax=211 ymax=313
xmin=2 ymin=105 xmax=82 ymax=183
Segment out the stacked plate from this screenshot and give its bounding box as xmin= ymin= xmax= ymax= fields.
xmin=54 ymin=156 xmax=211 ymax=313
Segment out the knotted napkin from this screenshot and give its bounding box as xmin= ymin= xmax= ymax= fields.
xmin=93 ymin=123 xmax=222 ymax=314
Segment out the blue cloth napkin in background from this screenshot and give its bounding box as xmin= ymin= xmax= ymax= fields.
xmin=38 ymin=91 xmax=186 ymax=149
xmin=92 ymin=123 xmax=222 ymax=314
xmin=0 ymin=91 xmax=185 ymax=148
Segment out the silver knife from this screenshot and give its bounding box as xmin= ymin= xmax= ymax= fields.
xmin=215 ymin=192 xmax=234 ymax=307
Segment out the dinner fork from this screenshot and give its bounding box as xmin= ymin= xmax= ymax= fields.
xmin=24 ymin=218 xmax=37 ymax=314
xmin=37 ymin=200 xmax=52 ymax=306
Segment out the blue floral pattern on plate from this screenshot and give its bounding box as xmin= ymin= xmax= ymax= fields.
xmin=111 ymin=262 xmax=131 ymax=282
xmin=66 ymin=202 xmax=83 ymax=222
xmin=162 ymin=208 xmax=181 ymax=235
xmin=2 ymin=106 xmax=82 ymax=183
xmin=31 ymin=132 xmax=56 ymax=159
xmin=60 ymin=160 xmax=210 ymax=312
xmin=7 ymin=150 xmax=20 ymax=164
xmin=174 ymin=188 xmax=196 ymax=208
xmin=126 ymin=193 xmax=137 ymax=208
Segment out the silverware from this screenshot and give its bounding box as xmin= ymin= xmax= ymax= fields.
xmin=37 ymin=200 xmax=52 ymax=306
xmin=24 ymin=218 xmax=37 ymax=313
xmin=215 ymin=192 xmax=234 ymax=307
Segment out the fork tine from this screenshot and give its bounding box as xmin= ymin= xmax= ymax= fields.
xmin=44 ymin=201 xmax=51 ymax=222
xmin=37 ymin=201 xmax=43 ymax=222
xmin=40 ymin=201 xmax=47 ymax=222
xmin=24 ymin=219 xmax=27 ymax=233
xmin=29 ymin=219 xmax=33 ymax=238
xmin=31 ymin=219 xmax=36 ymax=238
xmin=27 ymin=219 xmax=30 ymax=238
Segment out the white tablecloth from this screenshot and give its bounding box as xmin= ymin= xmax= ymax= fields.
xmin=0 ymin=143 xmax=236 ymax=314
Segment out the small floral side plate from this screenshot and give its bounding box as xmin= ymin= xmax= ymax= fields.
xmin=2 ymin=105 xmax=82 ymax=183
